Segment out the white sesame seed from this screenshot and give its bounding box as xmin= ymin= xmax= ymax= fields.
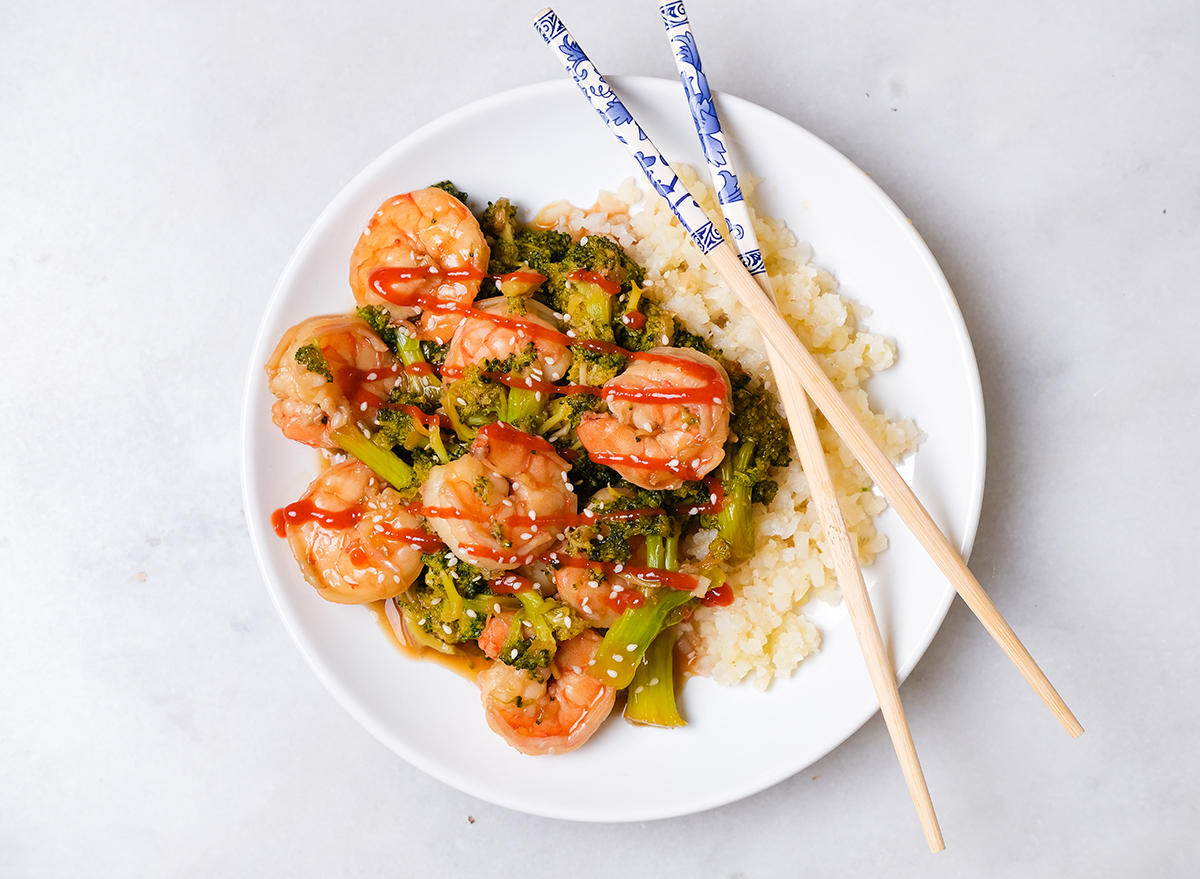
xmin=649 ymin=677 xmax=659 ymax=686
xmin=634 ymin=686 xmax=644 ymax=694
xmin=626 ymin=643 xmax=638 ymax=651
xmin=457 ymin=397 xmax=467 ymax=406
xmin=612 ymin=653 xmax=623 ymax=662
xmin=287 ymin=510 xmax=297 ymax=518
xmin=606 ymin=669 xmax=617 ymax=678
xmin=520 ymin=533 xmax=532 ymax=540
xmin=393 ymin=575 xmax=401 ymax=583
xmin=529 ymin=510 xmax=536 ymax=520
xmin=564 ymin=483 xmax=574 ymax=491
xmin=572 ymin=666 xmax=582 ymax=674
xmin=511 ymin=649 xmax=519 ymax=659
xmin=613 ymin=564 xmax=624 ymax=572
xmin=466 ymin=609 xmax=477 ymax=618
xmin=360 ymin=402 xmax=368 ymax=411
xmin=367 ymin=372 xmax=377 ymax=380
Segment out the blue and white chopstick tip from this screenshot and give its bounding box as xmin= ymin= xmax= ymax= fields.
xmin=533 ymin=7 xmax=726 ymax=254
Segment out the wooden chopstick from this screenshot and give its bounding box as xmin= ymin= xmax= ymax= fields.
xmin=657 ymin=2 xmax=943 ymax=851
xmin=535 ymin=7 xmax=1082 ymax=740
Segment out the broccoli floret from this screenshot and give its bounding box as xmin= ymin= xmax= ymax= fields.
xmin=615 ymin=285 xmax=674 ymax=352
xmin=442 ymin=364 xmax=507 ymax=440
xmin=430 ymin=180 xmax=469 ymax=205
xmin=482 ymin=198 xmax=521 ymax=276
xmin=563 ymin=488 xmax=674 ymax=564
xmin=538 ymin=392 xmax=607 ymax=441
xmin=399 ymin=551 xmax=492 ymax=647
xmin=513 ymin=228 xmax=572 ymax=275
xmin=701 ymin=375 xmax=792 ymax=558
xmin=566 ymin=345 xmax=628 ymax=387
xmin=374 ymin=389 xmax=457 ymax=464
xmin=294 ymin=343 xmax=332 ymax=383
xmin=672 ymin=327 xmax=724 ymax=363
xmin=419 ymin=339 xmax=448 ymax=368
xmin=442 ymin=341 xmax=549 ymax=438
xmin=355 ymin=305 xmax=400 ymax=353
xmin=494 ymin=590 xmax=588 ymax=670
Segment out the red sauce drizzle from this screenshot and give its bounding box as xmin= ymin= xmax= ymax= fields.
xmin=566 ymin=269 xmax=621 ymax=296
xmin=488 ymin=573 xmax=535 ymax=594
xmin=541 ymin=551 xmax=700 ymax=592
xmin=271 ymin=498 xmax=363 ymax=538
xmin=405 ymin=361 xmax=435 ymax=376
xmin=621 ymin=311 xmax=647 ymax=329
xmin=700 ymin=584 xmax=734 ymax=607
xmin=601 ymin=350 xmax=727 ymax=406
xmin=496 ymin=270 xmax=547 ymax=286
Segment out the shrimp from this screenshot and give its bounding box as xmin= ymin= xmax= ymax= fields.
xmin=350 ymin=187 xmax=490 ymax=344
xmin=278 ymin=458 xmax=426 ymax=604
xmin=265 ymin=314 xmax=401 ymax=449
xmin=576 ymin=347 xmax=733 ymax=490
xmin=421 ymin=422 xmax=577 ymax=571
xmin=443 ymin=296 xmax=572 ymax=382
xmin=476 ymin=629 xmax=615 ymax=755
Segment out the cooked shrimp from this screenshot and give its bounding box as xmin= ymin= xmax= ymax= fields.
xmin=443 ymin=296 xmax=572 ymax=382
xmin=476 ymin=629 xmax=615 ymax=755
xmin=350 ymin=187 xmax=490 ymax=344
xmin=265 ymin=314 xmax=401 ymax=449
xmin=278 ymin=459 xmax=426 ymax=604
xmin=420 ymin=422 xmax=577 ymax=571
xmin=576 ymin=347 xmax=732 ymax=490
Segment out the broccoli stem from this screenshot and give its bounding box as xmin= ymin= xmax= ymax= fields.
xmin=624 ymin=625 xmax=686 ymax=727
xmin=504 ymin=387 xmax=546 ymax=428
xmin=589 ymin=589 xmax=694 ymax=689
xmin=329 ymin=424 xmax=414 ymax=491
xmin=396 ymin=329 xmax=441 ymax=401
xmin=714 ymin=442 xmax=757 ymax=559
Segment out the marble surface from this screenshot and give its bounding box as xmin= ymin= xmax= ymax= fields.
xmin=2 ymin=0 xmax=1197 ymax=874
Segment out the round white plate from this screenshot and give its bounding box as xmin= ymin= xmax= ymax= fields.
xmin=241 ymin=76 xmax=985 ymax=822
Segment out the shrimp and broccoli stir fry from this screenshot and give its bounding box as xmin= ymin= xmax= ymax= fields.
xmin=266 ymin=184 xmax=792 ymax=755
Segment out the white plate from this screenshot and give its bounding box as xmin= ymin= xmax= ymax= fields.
xmin=241 ymin=76 xmax=985 ymax=822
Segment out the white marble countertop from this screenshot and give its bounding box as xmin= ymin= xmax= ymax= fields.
xmin=2 ymin=0 xmax=1197 ymax=875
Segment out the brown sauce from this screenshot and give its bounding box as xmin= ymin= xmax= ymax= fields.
xmin=367 ymin=598 xmax=489 ymax=683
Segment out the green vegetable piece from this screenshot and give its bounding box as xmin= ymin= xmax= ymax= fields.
xmin=624 ymin=625 xmax=686 ymax=728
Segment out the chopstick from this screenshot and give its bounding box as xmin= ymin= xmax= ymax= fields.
xmin=658 ymin=1 xmax=943 ymax=851
xmin=533 ymin=8 xmax=1083 ymax=739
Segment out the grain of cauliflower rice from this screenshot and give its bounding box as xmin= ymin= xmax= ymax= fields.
xmin=535 ymin=166 xmax=923 ymax=690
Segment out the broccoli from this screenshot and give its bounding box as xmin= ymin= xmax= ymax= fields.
xmin=442 ymin=341 xmax=548 ymax=439
xmin=671 ymin=326 xmax=724 ymax=363
xmin=294 ymin=343 xmax=332 ymax=383
xmin=494 ymin=590 xmax=589 ymax=671
xmin=430 ymin=180 xmax=469 ymax=205
xmin=524 ymin=234 xmax=645 ymax=341
xmin=615 ymin=283 xmax=675 ymax=352
xmin=538 ymin=391 xmax=607 ymax=441
xmin=374 ymin=392 xmax=456 ymax=464
xmin=624 ymin=625 xmax=687 ymax=728
xmin=701 ymin=375 xmax=792 ymax=558
xmin=398 ymin=551 xmax=494 ymax=648
xmin=562 ymin=488 xmax=674 ymax=565
xmin=481 ymin=198 xmax=521 ymax=278
xmin=565 ymin=345 xmax=628 ymax=388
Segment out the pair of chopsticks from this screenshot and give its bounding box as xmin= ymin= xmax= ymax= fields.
xmin=534 ymin=4 xmax=1082 ymax=851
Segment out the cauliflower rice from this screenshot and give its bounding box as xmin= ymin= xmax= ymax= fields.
xmin=535 ymin=166 xmax=923 ymax=690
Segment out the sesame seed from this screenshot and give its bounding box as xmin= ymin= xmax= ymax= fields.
xmin=649 ymin=677 xmax=659 ymax=686
xmin=287 ymin=510 xmax=297 ymax=518
xmin=626 ymin=643 xmax=638 ymax=651
xmin=634 ymin=686 xmax=644 ymax=694
xmin=529 ymin=510 xmax=536 ymax=520
xmin=520 ymin=533 xmax=532 ymax=540
xmin=360 ymin=402 xmax=368 ymax=412
xmin=442 ymin=624 xmax=453 ymax=635
xmin=457 ymin=397 xmax=467 ymax=406
xmin=572 ymin=666 xmax=582 ymax=674
xmin=466 ymin=609 xmax=477 ymax=618
xmin=374 ymin=524 xmax=384 ymax=532
xmin=612 ymin=653 xmax=623 ymax=662
xmin=367 ymin=372 xmax=377 ymax=380
xmin=564 ymin=483 xmax=574 ymax=491
xmin=393 ymin=575 xmax=401 ymax=583
xmin=613 ymin=564 xmax=623 ymax=573
xmin=606 ymin=669 xmax=617 ymax=678
xmin=511 ymin=649 xmax=519 ymax=659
